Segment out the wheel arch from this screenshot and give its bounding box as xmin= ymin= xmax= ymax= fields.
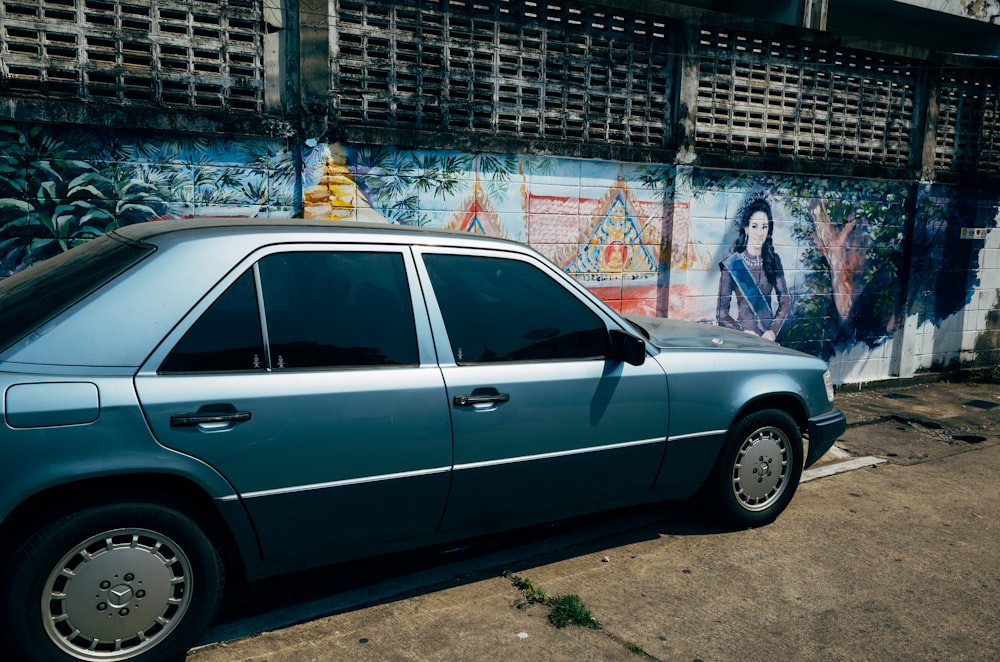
xmin=0 ymin=473 xmax=252 ymax=582
xmin=732 ymin=392 xmax=810 ymax=435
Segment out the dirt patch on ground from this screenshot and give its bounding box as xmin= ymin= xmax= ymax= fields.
xmin=835 ymin=381 xmax=999 ymax=465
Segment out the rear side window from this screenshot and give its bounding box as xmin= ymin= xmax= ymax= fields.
xmin=159 ymin=250 xmax=418 ymax=373
xmin=257 ymin=251 xmax=418 ymax=368
xmin=159 ymin=270 xmax=265 ymax=373
xmin=423 ymin=253 xmax=610 ymax=364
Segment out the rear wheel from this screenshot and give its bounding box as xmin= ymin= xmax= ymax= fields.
xmin=1 ymin=502 xmax=224 ymax=661
xmin=707 ymin=409 xmax=803 ymax=527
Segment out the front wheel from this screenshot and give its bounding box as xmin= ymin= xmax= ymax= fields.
xmin=1 ymin=502 xmax=224 ymax=662
xmin=706 ymin=409 xmax=803 ymax=527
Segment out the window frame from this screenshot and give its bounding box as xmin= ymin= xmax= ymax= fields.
xmin=148 ymin=243 xmax=434 ymax=376
xmin=255 ymin=248 xmax=421 ymax=371
xmin=413 ymin=246 xmax=620 ymax=368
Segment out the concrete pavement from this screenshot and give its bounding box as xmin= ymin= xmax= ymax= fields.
xmin=187 ymin=377 xmax=1000 ymax=661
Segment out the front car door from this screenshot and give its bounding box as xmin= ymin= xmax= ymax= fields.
xmin=414 ymin=248 xmax=670 ymax=535
xmin=136 ymin=245 xmax=452 ymax=565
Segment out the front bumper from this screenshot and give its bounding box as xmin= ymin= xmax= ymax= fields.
xmin=805 ymin=409 xmax=848 ymax=467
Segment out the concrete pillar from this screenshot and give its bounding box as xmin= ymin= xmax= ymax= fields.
xmin=802 ymin=0 xmax=828 ymax=30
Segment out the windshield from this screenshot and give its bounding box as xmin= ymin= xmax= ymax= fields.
xmin=0 ymin=233 xmax=155 ymax=352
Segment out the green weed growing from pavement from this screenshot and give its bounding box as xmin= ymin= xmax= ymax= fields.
xmin=625 ymin=641 xmax=646 ymax=655
xmin=548 ymin=594 xmax=602 ymax=629
xmin=503 ymin=570 xmax=548 ymax=603
xmin=502 ymin=571 xmax=601 ymax=629
xmin=502 ymin=570 xmax=657 ymax=657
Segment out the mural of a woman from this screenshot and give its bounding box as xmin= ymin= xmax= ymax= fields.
xmin=716 ymin=197 xmax=791 ymax=341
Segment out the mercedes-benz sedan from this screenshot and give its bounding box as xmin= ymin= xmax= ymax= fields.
xmin=0 ymin=213 xmax=845 ymax=661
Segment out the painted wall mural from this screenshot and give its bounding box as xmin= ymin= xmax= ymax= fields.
xmin=0 ymin=120 xmax=996 ymax=384
xmin=0 ymin=122 xmax=296 ymax=276
xmin=904 ymin=182 xmax=1000 ymax=376
xmin=673 ymin=171 xmax=913 ymax=368
xmin=301 ymin=143 xmax=998 ymax=382
xmin=302 ymin=142 xmax=672 ymax=316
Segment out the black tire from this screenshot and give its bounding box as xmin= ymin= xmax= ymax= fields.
xmin=706 ymin=409 xmax=804 ymax=528
xmin=1 ymin=502 xmax=224 ymax=662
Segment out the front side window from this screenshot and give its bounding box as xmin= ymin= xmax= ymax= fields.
xmin=423 ymin=253 xmax=610 ymax=364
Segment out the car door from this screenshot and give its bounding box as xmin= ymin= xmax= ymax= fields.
xmin=414 ymin=248 xmax=669 ymax=535
xmin=135 ymin=245 xmax=452 ymax=565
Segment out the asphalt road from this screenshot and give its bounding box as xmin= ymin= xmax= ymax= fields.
xmin=188 ymin=380 xmax=1000 ymax=661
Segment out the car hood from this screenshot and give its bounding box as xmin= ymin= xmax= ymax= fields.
xmin=623 ymin=314 xmax=799 ymax=354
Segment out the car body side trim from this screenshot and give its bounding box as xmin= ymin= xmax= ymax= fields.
xmin=453 ymin=437 xmax=666 ymax=471
xmin=235 ymin=466 xmax=452 ymax=500
xmin=228 ymin=438 xmax=670 ymax=501
xmin=668 ymin=429 xmax=728 ymax=442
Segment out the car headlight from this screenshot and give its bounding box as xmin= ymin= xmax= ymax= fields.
xmin=823 ymin=369 xmax=835 ymax=403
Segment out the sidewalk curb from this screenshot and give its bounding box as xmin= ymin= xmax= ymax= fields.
xmin=802 ymin=456 xmax=887 ymax=483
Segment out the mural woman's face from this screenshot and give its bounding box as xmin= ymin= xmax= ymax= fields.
xmin=745 ymin=211 xmax=770 ymax=256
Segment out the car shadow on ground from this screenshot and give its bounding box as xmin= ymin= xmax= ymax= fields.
xmin=203 ymin=499 xmax=734 ymax=646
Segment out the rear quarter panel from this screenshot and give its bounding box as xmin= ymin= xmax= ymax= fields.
xmin=0 ymin=370 xmax=260 ymax=570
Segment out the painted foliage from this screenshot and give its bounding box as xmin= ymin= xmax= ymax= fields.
xmin=0 ymin=122 xmax=296 ymax=275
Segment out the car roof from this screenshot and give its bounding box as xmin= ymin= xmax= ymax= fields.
xmin=112 ymin=210 xmax=525 ymax=254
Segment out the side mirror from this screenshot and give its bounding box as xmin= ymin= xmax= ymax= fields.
xmin=609 ymin=329 xmax=646 ymax=366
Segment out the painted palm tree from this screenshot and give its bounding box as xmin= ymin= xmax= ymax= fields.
xmin=0 ymin=124 xmax=167 ymax=274
xmin=350 ymin=147 xmax=518 ymax=227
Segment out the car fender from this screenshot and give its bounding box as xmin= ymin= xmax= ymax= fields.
xmin=0 ymin=372 xmax=262 ymax=573
xmin=650 ymin=351 xmax=817 ymax=499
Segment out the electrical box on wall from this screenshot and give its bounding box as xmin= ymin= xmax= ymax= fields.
xmin=960 ymin=228 xmax=987 ymax=239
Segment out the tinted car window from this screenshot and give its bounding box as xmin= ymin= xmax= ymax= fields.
xmin=423 ymin=253 xmax=610 ymax=364
xmin=258 ymin=251 xmax=418 ymax=368
xmin=160 ymin=269 xmax=265 ymax=373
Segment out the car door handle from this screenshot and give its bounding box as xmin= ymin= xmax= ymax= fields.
xmin=453 ymin=392 xmax=510 ymax=407
xmin=170 ymin=410 xmax=252 ymax=427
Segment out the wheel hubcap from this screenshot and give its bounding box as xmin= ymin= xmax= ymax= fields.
xmin=42 ymin=528 xmax=192 ymax=661
xmin=732 ymin=425 xmax=790 ymax=511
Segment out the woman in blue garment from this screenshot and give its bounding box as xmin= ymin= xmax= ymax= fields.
xmin=716 ymin=197 xmax=791 ymax=341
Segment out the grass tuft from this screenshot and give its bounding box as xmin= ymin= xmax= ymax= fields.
xmin=547 ymin=594 xmax=602 ymax=630
xmin=503 ymin=570 xmax=548 ymax=603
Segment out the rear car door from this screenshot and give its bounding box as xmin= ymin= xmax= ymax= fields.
xmin=135 ymin=245 xmax=452 ymax=565
xmin=415 ymin=248 xmax=670 ymax=534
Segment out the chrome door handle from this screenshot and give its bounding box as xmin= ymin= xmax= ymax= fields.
xmin=453 ymin=392 xmax=510 ymax=407
xmin=171 ymin=410 xmax=252 ymax=427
